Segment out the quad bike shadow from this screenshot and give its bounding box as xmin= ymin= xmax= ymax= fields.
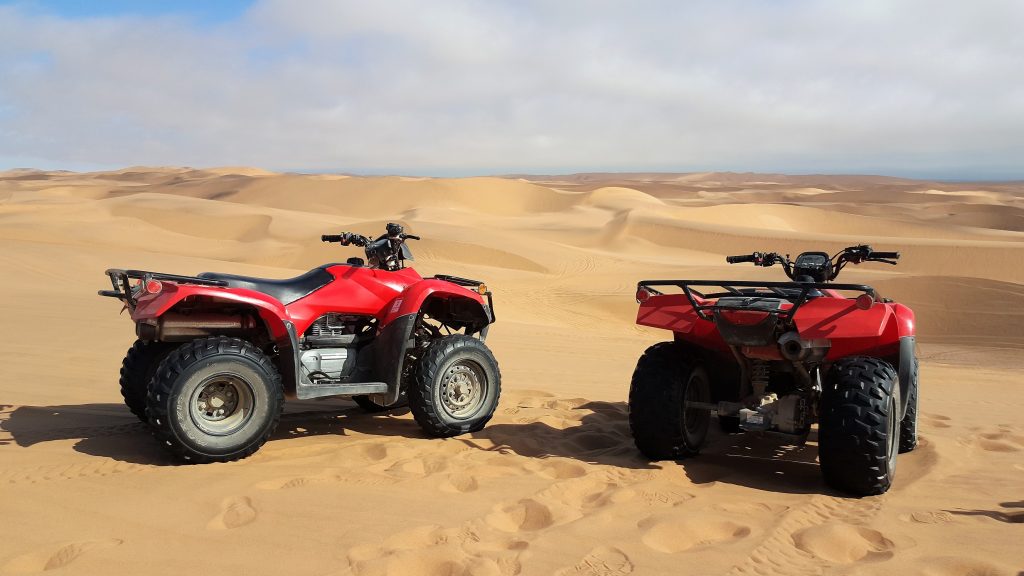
xmin=469 ymin=401 xmax=841 ymax=496
xmin=0 ymin=401 xmax=427 ymax=466
xmin=5 ymin=400 xmax=838 ymax=494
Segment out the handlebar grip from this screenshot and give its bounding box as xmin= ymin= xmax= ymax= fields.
xmin=404 ymin=234 xmax=421 ymax=241
xmin=322 ymin=234 xmax=343 ymax=243
xmin=726 ymin=254 xmax=756 ymax=264
xmin=871 ymin=251 xmax=900 ymax=259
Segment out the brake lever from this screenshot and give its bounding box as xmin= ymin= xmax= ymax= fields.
xmin=758 ymin=252 xmax=781 ymax=267
xmin=873 ymin=258 xmax=898 ymax=265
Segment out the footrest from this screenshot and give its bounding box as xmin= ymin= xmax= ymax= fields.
xmin=296 ymin=382 xmax=388 ymax=400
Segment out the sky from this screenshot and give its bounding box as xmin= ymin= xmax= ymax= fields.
xmin=0 ymin=0 xmax=1022 ymax=178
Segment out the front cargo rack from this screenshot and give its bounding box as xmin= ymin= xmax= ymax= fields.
xmin=430 ymin=274 xmax=496 ymax=322
xmin=99 ymin=268 xmax=228 ymax=309
xmin=637 ymin=280 xmax=878 ymax=322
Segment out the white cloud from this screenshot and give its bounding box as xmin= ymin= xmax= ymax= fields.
xmin=1 ymin=0 xmax=1022 ymax=177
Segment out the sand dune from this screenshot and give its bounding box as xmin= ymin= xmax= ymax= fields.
xmin=1 ymin=169 xmax=1022 ymax=575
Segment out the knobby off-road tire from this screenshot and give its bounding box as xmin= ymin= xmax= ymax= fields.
xmin=352 ymin=390 xmax=408 ymax=413
xmin=146 ymin=336 xmax=284 ymax=463
xmin=408 ymin=335 xmax=501 ymax=437
xmin=819 ymin=357 xmax=901 ymax=496
xmin=628 ymin=342 xmax=711 ymax=460
xmin=119 ymin=340 xmax=178 ymax=422
xmin=899 ymin=358 xmax=919 ymax=453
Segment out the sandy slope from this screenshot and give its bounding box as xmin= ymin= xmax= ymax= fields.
xmin=0 ymin=169 xmax=1022 ymax=576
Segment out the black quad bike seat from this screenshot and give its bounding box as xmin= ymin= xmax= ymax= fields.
xmin=198 ymin=267 xmax=334 ymax=304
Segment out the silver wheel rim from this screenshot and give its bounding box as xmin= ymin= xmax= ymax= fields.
xmin=439 ymin=361 xmax=486 ymax=419
xmin=190 ymin=374 xmax=255 ymax=435
xmin=887 ymin=397 xmax=899 ymax=468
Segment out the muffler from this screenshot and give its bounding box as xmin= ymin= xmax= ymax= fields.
xmin=778 ymin=332 xmax=830 ymax=362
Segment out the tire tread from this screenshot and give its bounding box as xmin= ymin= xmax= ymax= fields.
xmin=819 ymin=356 xmax=900 ymax=495
xmin=146 ymin=336 xmax=283 ymax=463
xmin=628 ymin=342 xmax=704 ymax=460
xmin=408 ymin=335 xmax=501 ymax=437
xmin=119 ymin=340 xmax=175 ymax=422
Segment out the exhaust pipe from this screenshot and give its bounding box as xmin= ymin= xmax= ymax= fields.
xmin=778 ymin=332 xmax=829 ymax=362
xmin=138 ymin=313 xmax=255 ymax=341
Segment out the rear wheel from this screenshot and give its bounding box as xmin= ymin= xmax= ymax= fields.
xmin=408 ymin=335 xmax=501 ymax=437
xmin=119 ymin=340 xmax=177 ymax=422
xmin=819 ymin=357 xmax=900 ymax=495
xmin=146 ymin=336 xmax=284 ymax=463
xmin=628 ymin=342 xmax=711 ymax=460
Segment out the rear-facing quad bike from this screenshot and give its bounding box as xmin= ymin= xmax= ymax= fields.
xmin=628 ymin=245 xmax=918 ymax=495
xmin=100 ymin=223 xmax=500 ymax=462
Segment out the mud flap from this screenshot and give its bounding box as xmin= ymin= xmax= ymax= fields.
xmin=370 ymin=313 xmax=418 ymax=405
xmin=897 ymin=335 xmax=917 ymax=419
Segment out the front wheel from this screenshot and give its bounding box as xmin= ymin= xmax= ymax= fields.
xmin=408 ymin=335 xmax=501 ymax=437
xmin=819 ymin=357 xmax=901 ymax=495
xmin=146 ymin=337 xmax=284 ymax=463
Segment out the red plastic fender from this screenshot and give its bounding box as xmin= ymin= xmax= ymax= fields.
xmin=890 ymin=303 xmax=916 ymax=338
xmin=131 ymin=283 xmax=292 ymax=342
xmin=793 ymin=297 xmax=893 ymax=340
xmin=636 ymin=294 xmax=704 ymax=334
xmin=381 ymin=279 xmax=488 ymax=326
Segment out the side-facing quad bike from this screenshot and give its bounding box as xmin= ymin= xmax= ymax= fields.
xmin=99 ymin=223 xmax=500 ymax=462
xmin=628 ymin=245 xmax=918 ymax=495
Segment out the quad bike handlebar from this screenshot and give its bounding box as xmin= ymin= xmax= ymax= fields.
xmin=725 ymin=254 xmax=758 ymax=264
xmin=321 ymin=223 xmax=419 ymax=271
xmin=726 ymin=245 xmax=900 ymax=283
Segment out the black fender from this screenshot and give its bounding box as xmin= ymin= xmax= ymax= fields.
xmin=369 ymin=313 xmax=418 ymax=405
xmin=897 ymin=335 xmax=917 ymax=419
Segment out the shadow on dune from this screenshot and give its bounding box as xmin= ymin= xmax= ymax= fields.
xmin=470 ymin=400 xmax=838 ymax=496
xmin=0 ymin=401 xmax=426 ymax=465
xmin=948 ymin=501 xmax=1024 ymax=524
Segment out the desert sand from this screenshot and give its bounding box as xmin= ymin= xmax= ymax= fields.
xmin=0 ymin=168 xmax=1021 ymax=575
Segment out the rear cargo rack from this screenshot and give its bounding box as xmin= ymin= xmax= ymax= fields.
xmin=99 ymin=268 xmax=228 ymax=309
xmin=637 ymin=280 xmax=877 ymax=322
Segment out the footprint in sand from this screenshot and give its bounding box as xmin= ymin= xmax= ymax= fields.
xmin=791 ymin=523 xmax=894 ymax=563
xmin=924 ymin=413 xmax=953 ymax=429
xmin=2 ymin=538 xmax=123 ymax=573
xmin=556 ymin=546 xmax=633 ymax=576
xmin=207 ymin=496 xmax=258 ymax=530
xmin=712 ymin=502 xmax=789 ymax=515
xmin=975 ymin=430 xmax=1024 ymax=452
xmin=638 ymin=515 xmax=750 ymax=553
xmin=902 ymin=510 xmax=955 ymax=524
xmin=486 ymin=499 xmax=555 ymax=532
xmin=525 ymin=459 xmax=587 ymax=480
xmin=440 ymin=472 xmax=479 ymax=493
xmin=910 ymin=555 xmax=1015 ymax=576
xmin=630 ymin=488 xmax=695 ymax=507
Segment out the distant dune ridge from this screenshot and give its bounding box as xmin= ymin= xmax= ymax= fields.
xmin=0 ymin=168 xmax=1021 ymax=575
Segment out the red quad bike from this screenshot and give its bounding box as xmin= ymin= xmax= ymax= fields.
xmin=629 ymin=245 xmax=918 ymax=495
xmin=99 ymin=223 xmax=500 ymax=462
